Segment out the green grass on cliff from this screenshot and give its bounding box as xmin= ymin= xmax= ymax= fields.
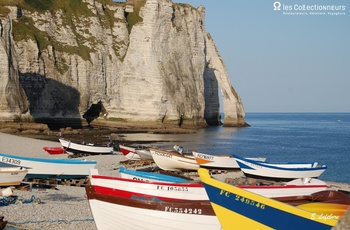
xmin=11 ymin=17 xmax=50 ymax=50
xmin=126 ymin=1 xmax=145 ymax=33
xmin=1 ymin=0 xmax=147 ymax=64
xmin=0 ymin=0 xmax=98 ymax=13
xmin=1 ymin=0 xmax=92 ymax=65
xmin=2 ymin=0 xmax=127 ymax=63
xmin=0 ymin=6 xmax=10 ymax=17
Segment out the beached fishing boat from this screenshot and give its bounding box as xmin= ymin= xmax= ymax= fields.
xmin=89 ymin=169 xmax=344 ymax=230
xmin=225 ymin=177 xmax=329 ymax=198
xmin=119 ymin=145 xmax=141 ymax=160
xmin=43 ymin=147 xmax=67 ymax=155
xmin=135 ymin=149 xmax=153 ymax=160
xmin=90 ymin=169 xmax=206 ymax=200
xmin=0 ymin=167 xmax=28 ymax=186
xmin=119 ymin=166 xmax=190 ymax=183
xmin=234 ymin=154 xmax=327 ymax=180
xmin=149 ymin=148 xmax=199 ymax=171
xmin=59 ymin=138 xmax=114 ymax=156
xmin=91 ymin=169 xmax=329 ymax=201
xmin=119 ymin=166 xmax=328 ymax=197
xmin=85 ymin=183 xmax=221 ymax=230
xmin=0 ymin=153 xmax=97 ymax=179
xmin=192 ymin=151 xmax=266 ymax=169
xmin=274 ymin=189 xmax=350 ymax=206
xmin=198 ymin=168 xmax=345 ymax=230
xmin=134 ymin=145 xmax=189 ymax=161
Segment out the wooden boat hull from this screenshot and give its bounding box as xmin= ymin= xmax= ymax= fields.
xmin=0 ymin=153 xmax=96 ymax=179
xmin=198 ymin=168 xmax=342 ymax=230
xmin=149 ymin=148 xmax=199 ymax=171
xmin=0 ymin=167 xmax=28 ymax=186
xmin=86 ymin=183 xmax=221 ymax=230
xmin=59 ymin=138 xmax=113 ymax=155
xmin=274 ymin=189 xmax=350 ymax=207
xmin=193 ymin=151 xmax=266 ymax=169
xmin=119 ymin=166 xmax=189 ymax=183
xmin=234 ymin=155 xmax=327 ymax=180
xmin=232 ymin=178 xmax=328 ymax=198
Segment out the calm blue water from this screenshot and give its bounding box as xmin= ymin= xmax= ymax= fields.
xmin=152 ymin=113 xmax=350 ymax=183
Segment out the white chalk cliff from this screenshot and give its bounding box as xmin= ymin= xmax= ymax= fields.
xmin=0 ymin=0 xmax=246 ymax=128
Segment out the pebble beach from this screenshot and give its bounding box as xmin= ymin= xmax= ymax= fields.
xmin=0 ymin=132 xmax=349 ymax=230
xmin=0 ymin=132 xmax=120 ymax=230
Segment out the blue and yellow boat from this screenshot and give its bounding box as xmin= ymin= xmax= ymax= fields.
xmin=198 ymin=168 xmax=345 ymax=230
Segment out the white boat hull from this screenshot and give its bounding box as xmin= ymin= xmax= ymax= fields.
xmin=150 ymin=148 xmax=199 ymax=171
xmin=234 ymin=155 xmax=327 ymax=179
xmin=88 ymin=199 xmax=221 ymax=230
xmin=87 ymin=168 xmax=329 ymax=230
xmin=193 ymin=151 xmax=266 ymax=169
xmin=124 ymin=152 xmax=141 ymax=160
xmin=90 ymin=169 xmax=327 ymax=200
xmin=0 ymin=167 xmax=28 ymax=186
xmin=0 ymin=153 xmax=96 ymax=179
xmin=59 ymin=139 xmax=113 ymax=155
xmin=119 ymin=171 xmax=151 ymax=182
xmin=90 ymin=169 xmax=207 ymax=200
xmin=135 ymin=149 xmax=153 ymax=160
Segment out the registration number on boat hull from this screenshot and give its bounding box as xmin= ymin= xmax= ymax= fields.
xmin=1 ymin=157 xmax=21 ymax=166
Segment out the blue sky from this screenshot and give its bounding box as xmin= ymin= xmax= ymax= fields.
xmin=178 ymin=0 xmax=350 ymax=112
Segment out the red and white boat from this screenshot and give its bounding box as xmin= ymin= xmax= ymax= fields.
xmin=119 ymin=145 xmax=141 ymax=160
xmin=43 ymin=147 xmax=67 ymax=155
xmin=90 ymin=169 xmax=328 ymax=201
xmin=90 ymin=169 xmax=206 ymax=200
xmin=87 ymin=169 xmax=221 ymax=230
xmin=87 ymin=169 xmax=333 ymax=230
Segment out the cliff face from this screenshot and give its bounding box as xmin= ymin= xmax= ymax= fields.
xmin=0 ymin=0 xmax=246 ymax=128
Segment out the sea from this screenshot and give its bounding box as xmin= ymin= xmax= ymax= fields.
xmin=138 ymin=113 xmax=350 ymax=184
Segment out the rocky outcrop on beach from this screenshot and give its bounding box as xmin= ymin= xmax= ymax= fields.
xmin=0 ymin=0 xmax=246 ymax=128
